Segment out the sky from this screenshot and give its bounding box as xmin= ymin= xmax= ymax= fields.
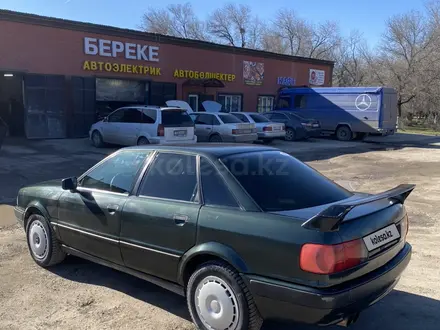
xmin=0 ymin=0 xmax=427 ymax=46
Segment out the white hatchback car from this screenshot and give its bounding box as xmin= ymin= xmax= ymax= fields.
xmin=89 ymin=106 xmax=197 ymax=147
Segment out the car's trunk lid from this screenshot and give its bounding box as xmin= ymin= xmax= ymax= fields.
xmin=272 ymin=184 xmax=414 ymax=285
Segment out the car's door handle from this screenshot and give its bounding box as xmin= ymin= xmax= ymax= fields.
xmin=205 ymin=127 xmax=211 ymax=130
xmin=173 ymin=214 xmax=188 ymax=226
xmin=364 ymin=117 xmax=368 ymax=120
xmin=107 ymin=204 xmax=119 ymax=214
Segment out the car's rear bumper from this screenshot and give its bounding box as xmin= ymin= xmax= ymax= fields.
xmin=244 ymin=243 xmax=411 ymax=326
xmin=224 ymin=133 xmax=258 ymax=143
xmin=257 ymin=131 xmax=286 ymax=140
xmin=14 ymin=206 xmax=25 ymax=228
xmin=149 ymin=136 xmax=198 ymax=144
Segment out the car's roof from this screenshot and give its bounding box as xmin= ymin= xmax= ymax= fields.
xmin=230 ymin=112 xmax=262 ymax=115
xmin=120 ymin=106 xmax=184 ymax=111
xmin=123 ymin=143 xmax=277 ymax=158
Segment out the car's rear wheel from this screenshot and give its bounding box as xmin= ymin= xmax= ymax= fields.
xmin=91 ymin=130 xmax=104 ymax=148
xmin=137 ymin=136 xmax=150 ymax=145
xmin=336 ymin=125 xmax=353 ymax=141
xmin=285 ymin=128 xmax=296 ymax=141
xmin=209 ymin=134 xmax=223 ymax=143
xmin=187 ymin=261 xmax=262 ymax=330
xmin=26 ymin=214 xmax=66 ymax=267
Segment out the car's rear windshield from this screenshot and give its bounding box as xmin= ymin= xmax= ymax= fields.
xmin=221 ymin=151 xmax=352 ymax=212
xmin=161 ymin=109 xmax=194 ymax=127
xmin=218 ymin=114 xmax=243 ymax=124
xmin=249 ymin=114 xmax=270 ymax=123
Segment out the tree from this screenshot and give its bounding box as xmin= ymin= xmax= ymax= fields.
xmin=140 ymin=3 xmax=209 ymax=41
xmin=273 ymin=8 xmax=308 ymax=56
xmin=333 ymin=30 xmax=369 ymax=86
xmin=377 ymin=9 xmax=440 ymax=118
xmin=207 ymin=3 xmax=255 ymax=47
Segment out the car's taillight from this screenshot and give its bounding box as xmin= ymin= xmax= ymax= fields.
xmin=263 ymin=126 xmax=272 ymax=132
xmin=402 ymin=214 xmax=409 ymax=239
xmin=300 ymin=239 xmax=368 ymax=275
xmin=281 ymin=125 xmax=285 ymax=131
xmin=157 ymin=124 xmax=164 ymax=136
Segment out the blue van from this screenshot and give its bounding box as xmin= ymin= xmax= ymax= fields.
xmin=275 ymin=87 xmax=397 ymax=141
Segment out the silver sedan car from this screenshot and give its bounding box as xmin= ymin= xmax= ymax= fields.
xmin=189 ymin=112 xmax=258 ymax=143
xmin=230 ymin=112 xmax=285 ymax=143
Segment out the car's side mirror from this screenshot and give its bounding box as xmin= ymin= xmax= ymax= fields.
xmin=62 ymin=177 xmax=78 ymax=191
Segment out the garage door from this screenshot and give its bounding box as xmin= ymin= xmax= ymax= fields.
xmin=24 ymin=74 xmax=66 ymax=139
xmin=72 ymin=76 xmax=96 ymax=138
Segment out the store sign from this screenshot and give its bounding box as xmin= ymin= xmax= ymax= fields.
xmin=173 ymin=69 xmax=235 ymax=81
xmin=84 ymin=37 xmax=160 ymax=62
xmin=82 ymin=61 xmax=161 ymax=76
xmin=309 ymin=69 xmax=325 ymax=86
xmin=277 ymin=77 xmax=295 ymax=86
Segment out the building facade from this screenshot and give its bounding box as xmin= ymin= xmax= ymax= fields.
xmin=0 ymin=10 xmax=334 ymax=139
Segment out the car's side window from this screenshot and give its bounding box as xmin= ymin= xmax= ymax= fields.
xmin=123 ymin=108 xmax=143 ymax=123
xmin=271 ymin=113 xmax=288 ymax=122
xmin=233 ymin=113 xmax=250 ymax=122
xmin=212 ymin=115 xmax=221 ymax=125
xmin=108 ymin=109 xmax=125 ymax=123
xmin=139 ymin=153 xmax=198 ymax=202
xmin=142 ymin=109 xmax=157 ymax=123
xmin=195 ymin=114 xmax=213 ymax=125
xmin=200 ymin=157 xmax=240 ymax=209
xmin=80 ymin=151 xmax=151 ymax=194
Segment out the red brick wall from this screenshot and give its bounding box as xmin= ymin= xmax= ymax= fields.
xmin=0 ymin=20 xmax=333 ymax=111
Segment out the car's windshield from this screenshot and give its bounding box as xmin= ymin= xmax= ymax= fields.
xmin=249 ymin=114 xmax=270 ymax=123
xmin=218 ymin=114 xmax=243 ymax=124
xmin=221 ymin=151 xmax=352 ymax=212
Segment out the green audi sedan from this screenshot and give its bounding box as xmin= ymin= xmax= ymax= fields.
xmin=14 ymin=144 xmax=414 ymax=330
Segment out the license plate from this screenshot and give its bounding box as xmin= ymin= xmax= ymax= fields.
xmin=312 ymin=124 xmax=320 ymax=128
xmin=363 ymin=224 xmax=400 ymax=251
xmin=174 ymin=130 xmax=187 ymax=137
xmin=242 ymin=129 xmax=252 ymax=134
xmin=273 ymin=126 xmax=281 ymax=131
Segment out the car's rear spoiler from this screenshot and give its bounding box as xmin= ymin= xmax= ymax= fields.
xmin=301 ymin=184 xmax=416 ymax=232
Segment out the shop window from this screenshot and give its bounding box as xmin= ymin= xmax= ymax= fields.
xmin=257 ymin=96 xmax=274 ymax=113
xmin=276 ymin=96 xmax=290 ymax=109
xmin=294 ymin=95 xmax=307 ymax=109
xmin=188 ymin=94 xmax=199 ymax=111
xmin=150 ymin=82 xmax=177 ymax=106
xmin=218 ymin=94 xmax=242 ymax=112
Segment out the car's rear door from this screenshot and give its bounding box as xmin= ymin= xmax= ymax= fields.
xmin=193 ymin=113 xmax=214 ymax=142
xmin=117 ymin=108 xmax=142 ymax=146
xmin=57 ymin=150 xmax=152 ymax=265
xmin=119 ymin=152 xmax=201 ymax=282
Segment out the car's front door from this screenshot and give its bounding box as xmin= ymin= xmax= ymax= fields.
xmin=57 ymin=150 xmax=152 ymax=265
xmin=104 ymin=108 xmax=126 ymax=144
xmin=119 ymin=152 xmax=201 ymax=282
xmin=193 ymin=113 xmax=214 ymax=142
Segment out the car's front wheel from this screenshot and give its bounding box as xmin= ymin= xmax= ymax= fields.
xmin=187 ymin=261 xmax=262 ymax=330
xmin=26 ymin=214 xmax=66 ymax=267
xmin=91 ymin=130 xmax=105 ymax=148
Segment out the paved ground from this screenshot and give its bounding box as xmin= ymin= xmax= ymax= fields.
xmin=1 ymin=134 xmax=440 ymax=330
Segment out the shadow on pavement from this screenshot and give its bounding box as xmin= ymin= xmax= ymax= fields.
xmin=49 ymin=257 xmax=440 ymax=330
